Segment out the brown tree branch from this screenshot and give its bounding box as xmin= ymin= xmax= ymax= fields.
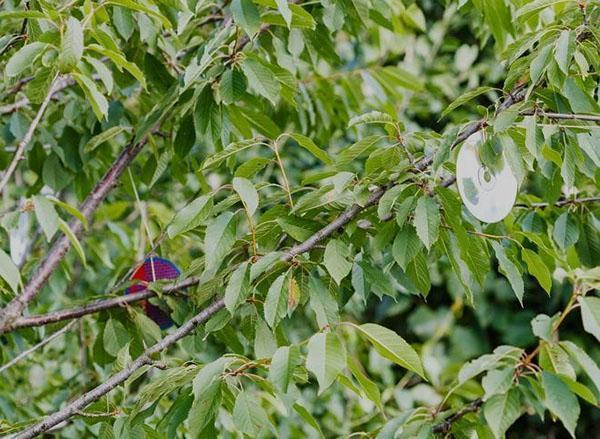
xmin=0 ymin=320 xmax=77 ymax=374
xmin=522 ymin=110 xmax=600 ymax=122
xmin=0 ymin=9 xmax=286 ymax=335
xmin=516 ymin=196 xmax=600 ymax=208
xmin=0 ymin=137 xmax=148 ymax=334
xmin=13 ymin=298 xmax=226 ymax=439
xmin=8 ymin=79 xmax=532 ymax=437
xmin=3 ymin=82 xmax=530 ymax=332
xmin=0 ymin=76 xmax=75 ymax=115
xmin=432 ymin=398 xmax=484 ymax=434
xmin=0 ymin=74 xmax=60 ymax=194
xmin=11 ymin=277 xmax=199 ymax=330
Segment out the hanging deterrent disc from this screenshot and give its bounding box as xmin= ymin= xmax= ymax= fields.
xmin=125 ymin=257 xmax=181 ymax=329
xmin=456 ymin=132 xmax=518 ymax=224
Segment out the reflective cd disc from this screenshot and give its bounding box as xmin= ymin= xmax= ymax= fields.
xmin=456 ymin=132 xmax=518 ymax=223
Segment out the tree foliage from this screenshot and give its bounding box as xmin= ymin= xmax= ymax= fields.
xmin=0 ymin=0 xmax=599 ymax=437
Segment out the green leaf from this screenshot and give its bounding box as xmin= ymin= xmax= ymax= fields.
xmin=132 ymin=309 xmax=162 ymax=343
xmin=254 ymin=317 xmax=277 ymax=358
xmin=58 ymin=17 xmax=84 ymax=72
xmin=88 ymin=44 xmax=146 ymax=88
xmin=413 ymin=196 xmax=440 ymax=250
xmin=58 ymin=219 xmax=86 ymax=266
xmin=188 ymin=379 xmax=222 ymax=435
xmin=521 ymin=248 xmax=552 ymax=294
xmin=233 ymin=390 xmax=271 ymax=436
xmin=561 ymin=341 xmax=600 ymax=397
xmin=492 ymin=242 xmax=524 ymax=305
xmin=86 ymin=56 xmax=114 ymax=93
xmin=530 ymin=43 xmax=553 ymax=83
xmin=336 ymin=135 xmax=383 ymax=166
xmin=240 ymin=56 xmax=281 ymax=105
xmin=516 ymin=0 xmax=571 ymax=20
xmin=306 ymin=332 xmax=347 ymax=394
xmin=72 ymin=72 xmax=109 ymax=120
xmin=554 ymin=30 xmax=572 ymax=74
xmin=6 ymin=42 xmax=47 ymax=77
xmin=105 ymin=0 xmax=172 ymax=28
xmin=203 ymin=139 xmax=263 ymax=169
xmin=483 ymin=389 xmax=522 ymax=438
xmin=103 ymin=318 xmax=130 ymax=356
xmin=224 ymin=262 xmax=250 ymax=314
xmin=84 ymin=126 xmax=128 ymax=153
xmin=269 ymin=345 xmax=300 ymax=393
xmin=220 ymin=68 xmax=246 ymax=104
xmin=33 ymin=195 xmax=60 ymax=242
xmin=167 ymin=195 xmax=212 ymax=238
xmin=264 ymin=272 xmax=288 ymax=327
xmin=406 ymin=251 xmax=431 ymax=296
xmin=203 ymin=212 xmax=237 ymax=277
xmin=531 ymin=314 xmax=553 ymax=342
xmin=552 ymin=212 xmax=579 ymax=251
xmin=275 ymin=0 xmax=292 ymax=28
xmin=392 ymin=225 xmax=422 ymax=270
xmin=482 ymin=368 xmax=514 ymax=400
xmin=48 ymin=197 xmax=88 ymax=228
xmin=542 ymin=372 xmax=580 ymax=437
xmin=352 ymin=323 xmax=425 ymax=378
xmin=293 ymin=403 xmax=324 ymax=437
xmin=441 ymin=86 xmax=494 ymax=119
xmin=323 ymin=239 xmax=352 ymax=285
xmin=309 ymin=274 xmax=339 ymax=328
xmin=348 ymin=357 xmax=383 ymax=412
xmin=231 ymin=0 xmax=261 ymax=36
xmin=0 ymin=248 xmax=21 ymax=293
xmin=579 ymin=297 xmax=600 ymax=343
xmin=289 ymin=133 xmax=332 ymax=165
xmin=233 ymin=177 xmax=259 ymax=217
xmin=348 ymin=111 xmax=396 ymax=128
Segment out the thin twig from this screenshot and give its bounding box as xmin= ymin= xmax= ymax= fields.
xmin=515 ymin=196 xmax=600 ymax=208
xmin=0 ymin=74 xmax=60 ymax=194
xmin=521 ymin=109 xmax=600 ymax=122
xmin=0 ymin=320 xmax=77 ymax=374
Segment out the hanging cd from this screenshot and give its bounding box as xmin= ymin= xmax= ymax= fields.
xmin=456 ymin=132 xmax=517 ymax=223
xmin=126 ymin=257 xmax=181 ymax=329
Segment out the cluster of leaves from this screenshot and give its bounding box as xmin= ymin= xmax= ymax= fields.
xmin=0 ymin=0 xmax=599 ymax=437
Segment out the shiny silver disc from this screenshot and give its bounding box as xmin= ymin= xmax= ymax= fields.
xmin=456 ymin=132 xmax=518 ymax=223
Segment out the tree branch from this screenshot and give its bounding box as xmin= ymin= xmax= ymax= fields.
xmin=522 ymin=109 xmax=600 ymax=122
xmin=0 ymin=320 xmax=77 ymax=374
xmin=11 ymin=277 xmax=200 ymax=330
xmin=0 ymin=137 xmax=148 ymax=334
xmin=432 ymin=398 xmax=484 ymax=434
xmin=516 ymin=196 xmax=600 ymax=208
xmin=13 ymin=298 xmax=225 ymax=439
xmin=0 ymin=74 xmax=60 ymax=194
xmin=0 ymin=76 xmax=75 ymax=115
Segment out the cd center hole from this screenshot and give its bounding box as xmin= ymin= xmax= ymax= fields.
xmin=482 ymin=169 xmax=492 ymax=183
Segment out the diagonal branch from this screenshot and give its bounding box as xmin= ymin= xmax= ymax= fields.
xmin=9 ymin=80 xmax=532 ymax=437
xmin=432 ymin=398 xmax=484 ymax=434
xmin=0 ymin=320 xmax=77 ymax=374
xmin=0 ymin=137 xmax=148 ymax=334
xmin=0 ymin=74 xmax=61 ymax=194
xmin=4 ymin=84 xmax=531 ymax=332
xmin=13 ymin=298 xmax=225 ymax=439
